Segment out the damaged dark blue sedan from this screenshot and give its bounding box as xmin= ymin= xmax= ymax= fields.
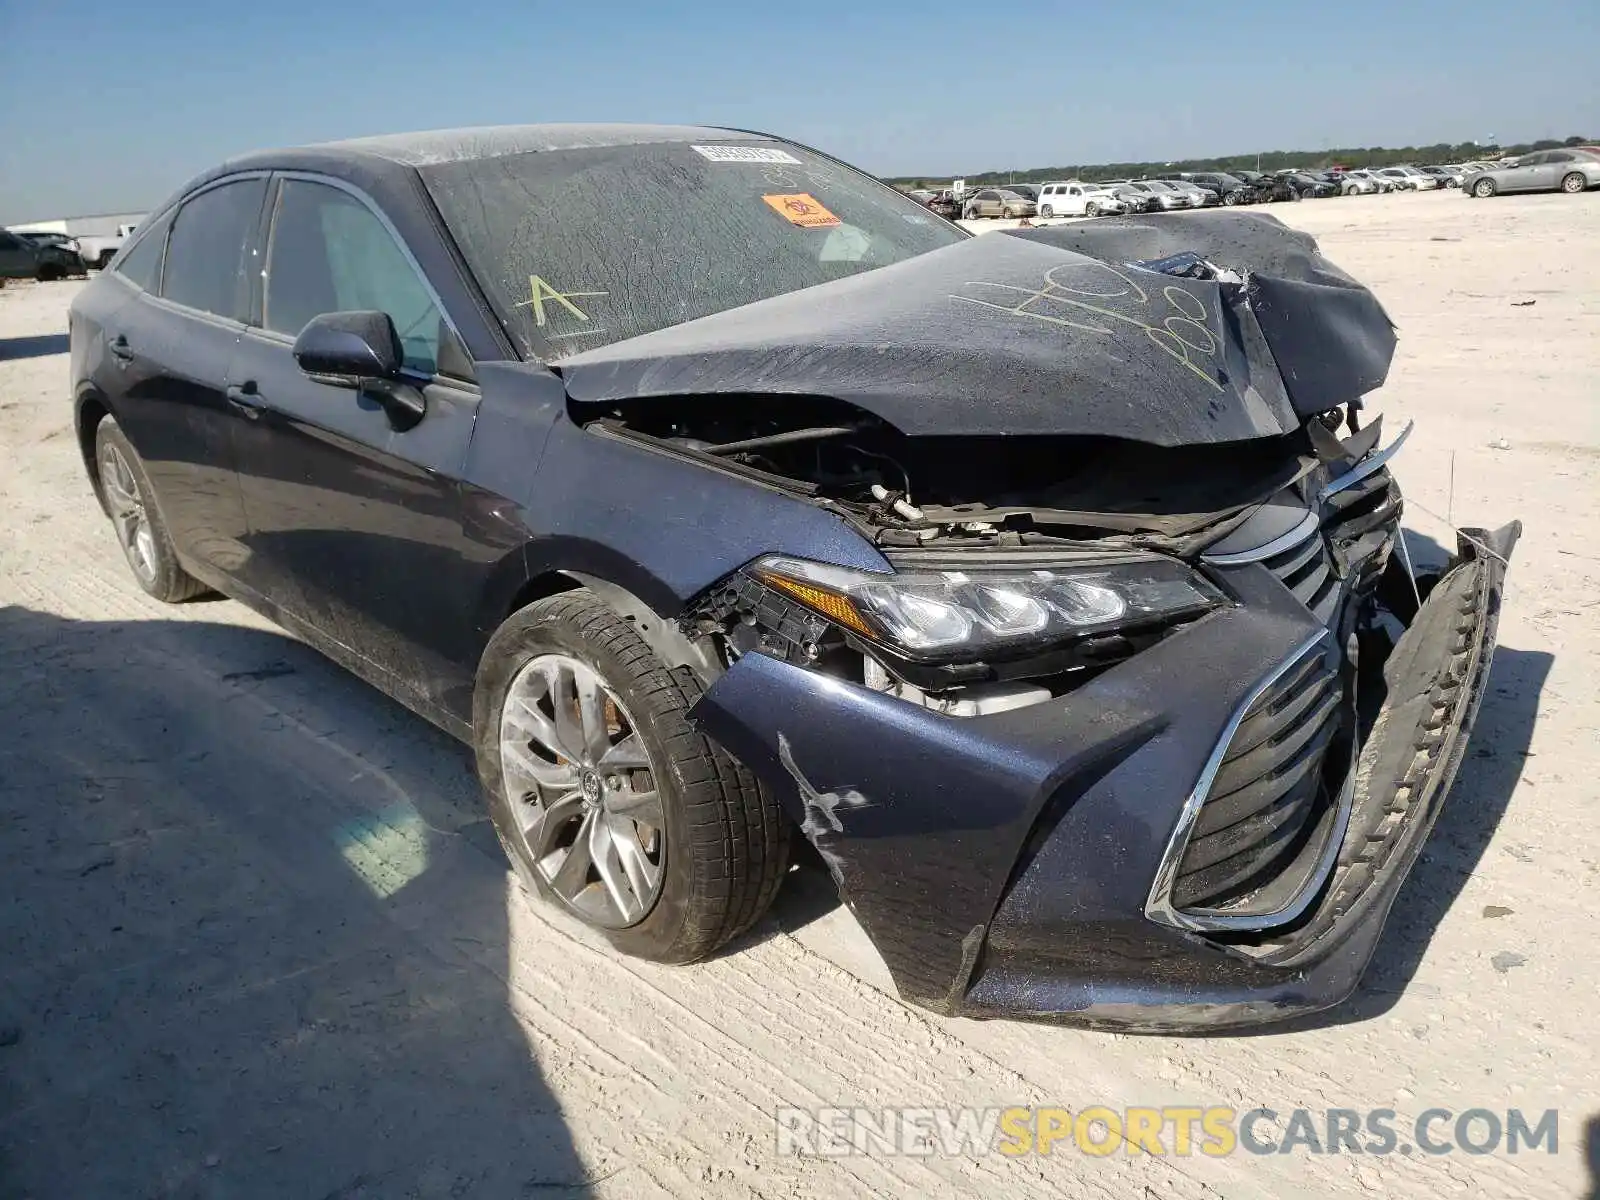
xmin=69 ymin=124 xmax=1517 ymax=1030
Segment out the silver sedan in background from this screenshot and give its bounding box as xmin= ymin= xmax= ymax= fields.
xmin=1465 ymin=148 xmax=1600 ymax=198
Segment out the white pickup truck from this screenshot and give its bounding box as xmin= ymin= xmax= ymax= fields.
xmin=76 ymin=223 xmax=139 ymax=269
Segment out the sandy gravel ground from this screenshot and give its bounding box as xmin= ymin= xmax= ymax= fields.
xmin=1 ymin=191 xmax=1596 ymax=1199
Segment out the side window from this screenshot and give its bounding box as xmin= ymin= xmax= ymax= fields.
xmin=0 ymin=231 xmax=25 ymax=252
xmin=162 ymin=179 xmax=265 ymax=318
xmin=112 ymin=210 xmax=173 ymax=293
xmin=1547 ymin=152 xmax=1572 ymax=163
xmin=264 ymin=179 xmax=458 ymax=378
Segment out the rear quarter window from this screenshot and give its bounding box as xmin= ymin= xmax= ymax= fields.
xmin=112 ymin=211 xmax=173 ymax=292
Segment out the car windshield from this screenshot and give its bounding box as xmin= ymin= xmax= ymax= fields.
xmin=422 ymin=140 xmax=966 ymax=361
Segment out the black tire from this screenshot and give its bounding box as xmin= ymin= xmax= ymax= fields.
xmin=1222 ymin=191 xmax=1241 ymax=206
xmin=1473 ymin=178 xmax=1497 ymax=199
xmin=1085 ymin=202 xmax=1100 ymax=217
xmin=37 ymin=264 xmax=64 ymax=282
xmin=1039 ymin=204 xmax=1053 ymax=218
xmin=475 ymin=591 xmax=791 ymax=963
xmin=92 ymin=417 xmax=210 ymax=602
xmin=96 ymin=251 xmax=115 ymax=270
xmin=1560 ymin=172 xmax=1586 ymax=194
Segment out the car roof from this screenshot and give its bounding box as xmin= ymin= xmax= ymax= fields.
xmin=159 ymin=123 xmax=776 ymax=225
xmin=306 ymin=123 xmax=763 ymax=167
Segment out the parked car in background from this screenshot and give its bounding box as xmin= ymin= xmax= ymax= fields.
xmin=1334 ymin=171 xmax=1377 ymax=195
xmin=1280 ymin=171 xmax=1338 ymax=198
xmin=962 ymin=188 xmax=1036 ymax=219
xmin=1164 ymin=171 xmax=1257 ymax=205
xmin=1378 ymin=167 xmax=1437 ymax=191
xmin=1238 ymin=171 xmax=1296 ymax=202
xmin=1120 ymin=181 xmax=1193 ymax=210
xmin=1464 ymin=148 xmax=1600 ymax=197
xmin=1004 ymin=183 xmax=1041 ymax=204
xmin=76 ymin=223 xmax=139 ymax=270
xmin=65 ymin=121 xmax=1518 ymax=1030
xmin=926 ymin=190 xmax=963 ymax=219
xmin=1344 ymin=169 xmax=1396 ymax=193
xmin=18 ymin=231 xmax=83 ymax=254
xmin=1084 ymin=184 xmax=1148 ymax=214
xmin=1036 ymin=181 xmax=1108 ymax=218
xmin=904 ymin=188 xmax=937 ymax=205
xmin=1418 ymin=166 xmax=1462 ymax=189
xmin=0 ymin=228 xmax=88 ymax=281
xmin=1158 ymin=178 xmax=1217 ymax=207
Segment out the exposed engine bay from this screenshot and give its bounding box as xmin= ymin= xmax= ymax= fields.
xmin=564 ymin=212 xmax=1406 ymax=725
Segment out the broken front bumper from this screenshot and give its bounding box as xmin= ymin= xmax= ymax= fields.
xmin=693 ymin=522 xmax=1519 ymax=1031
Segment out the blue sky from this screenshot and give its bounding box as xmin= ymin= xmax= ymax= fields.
xmin=2 ymin=0 xmax=1595 ymax=221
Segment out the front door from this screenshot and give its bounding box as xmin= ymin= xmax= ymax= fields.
xmin=229 ymin=175 xmax=485 ymax=722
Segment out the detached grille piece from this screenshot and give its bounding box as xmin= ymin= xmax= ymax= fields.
xmin=1322 ymin=467 xmax=1403 ymax=593
xmin=1172 ymin=638 xmax=1344 ymax=911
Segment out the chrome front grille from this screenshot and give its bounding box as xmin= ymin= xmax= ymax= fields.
xmin=1152 ymin=455 xmax=1406 ymax=931
xmin=1258 ymin=524 xmax=1339 ymax=622
xmin=1171 ymin=637 xmax=1345 ymax=911
xmin=1204 ymin=467 xmax=1403 ymax=628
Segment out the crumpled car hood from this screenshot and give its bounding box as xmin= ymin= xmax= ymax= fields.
xmin=557 ymin=212 xmax=1396 ymax=447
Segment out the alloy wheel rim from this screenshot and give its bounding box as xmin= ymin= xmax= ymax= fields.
xmin=99 ymin=442 xmax=156 ymax=584
xmin=499 ymin=653 xmax=666 ymax=929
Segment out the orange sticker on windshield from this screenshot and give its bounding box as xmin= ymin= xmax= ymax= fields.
xmin=763 ymin=193 xmax=841 ymax=228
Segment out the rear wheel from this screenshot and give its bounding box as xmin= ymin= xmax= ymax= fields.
xmin=1085 ymin=202 xmax=1101 ymax=217
xmin=93 ymin=417 xmax=209 ymax=602
xmin=1473 ymin=178 xmax=1497 ymax=199
xmin=1560 ymin=172 xmax=1586 ymax=194
xmin=476 ymin=591 xmax=791 ymax=962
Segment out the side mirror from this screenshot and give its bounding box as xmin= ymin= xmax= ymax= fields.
xmin=292 ymin=311 xmax=401 ymax=386
xmin=292 ymin=310 xmax=426 ymax=431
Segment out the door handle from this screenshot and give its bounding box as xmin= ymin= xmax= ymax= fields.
xmin=109 ymin=335 xmax=135 ymax=364
xmin=226 ymin=381 xmax=264 ymax=419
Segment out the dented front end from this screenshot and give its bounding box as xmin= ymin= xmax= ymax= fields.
xmin=690 ymin=490 xmax=1518 ymax=1029
xmin=561 ymin=211 xmax=1518 ymax=1029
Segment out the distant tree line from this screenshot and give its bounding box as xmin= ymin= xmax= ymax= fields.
xmin=885 ymin=135 xmax=1595 ymax=189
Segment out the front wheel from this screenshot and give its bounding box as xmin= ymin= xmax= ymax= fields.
xmin=1560 ymin=172 xmax=1586 ymax=194
xmin=93 ymin=417 xmax=209 ymax=602
xmin=475 ymin=591 xmax=791 ymax=962
xmin=1473 ymin=178 xmax=1497 ymax=198
xmin=1039 ymin=204 xmax=1053 ymax=218
xmin=1222 ymin=191 xmax=1241 ymax=206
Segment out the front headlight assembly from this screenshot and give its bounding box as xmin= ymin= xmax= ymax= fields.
xmin=749 ymin=553 xmax=1223 ymax=664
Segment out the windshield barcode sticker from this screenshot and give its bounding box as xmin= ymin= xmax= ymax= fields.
xmin=692 ymin=145 xmax=802 ymax=164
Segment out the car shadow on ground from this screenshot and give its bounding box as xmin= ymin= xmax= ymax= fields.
xmin=0 ymin=333 xmax=69 ymax=361
xmin=1584 ymin=1114 xmax=1599 ymax=1200
xmin=0 ymin=606 xmax=594 ymax=1197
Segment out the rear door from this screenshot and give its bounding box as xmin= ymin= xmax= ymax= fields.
xmin=228 ymin=173 xmax=484 ymax=719
xmin=1540 ymin=151 xmax=1578 ymax=189
xmin=92 ymin=179 xmax=265 ymax=578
